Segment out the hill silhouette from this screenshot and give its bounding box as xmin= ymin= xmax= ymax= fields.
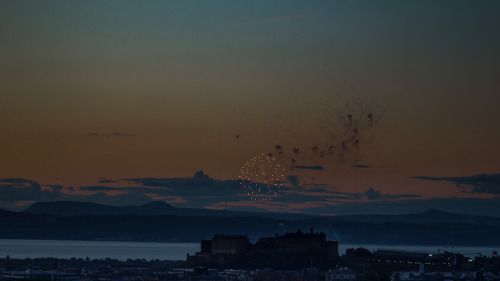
xmin=24 ymin=201 xmax=500 ymax=226
xmin=23 ymin=201 xmax=314 ymax=220
xmin=0 ymin=202 xmax=498 ymax=245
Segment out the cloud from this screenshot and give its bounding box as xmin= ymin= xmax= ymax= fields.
xmin=0 ymin=179 xmax=61 ymax=202
xmin=303 ymin=183 xmax=328 ymax=187
xmin=411 ymin=173 xmax=500 ymax=195
xmin=87 ymin=131 xmax=134 ymax=137
xmin=45 ymin=185 xmax=64 ymax=193
xmin=278 ymin=185 xmax=363 ymax=206
xmin=124 ymin=171 xmax=244 ymax=207
xmin=126 ymin=171 xmax=367 ymax=210
xmin=78 ymin=191 xmax=152 ymax=206
xmin=2 ymin=172 xmax=399 ymax=214
xmin=353 ymin=164 xmax=372 ymax=168
xmin=300 ymin=197 xmax=500 ymax=217
xmin=286 ymin=175 xmax=299 ymax=188
xmin=125 ymin=170 xmax=214 ymax=188
xmin=0 ymin=178 xmax=155 ymax=210
xmin=227 ymin=14 xmax=310 ymax=27
xmin=2 ymin=172 xmax=498 ymax=217
xmin=364 ymin=187 xmax=382 ymax=200
xmin=363 ymin=187 xmax=421 ymax=201
xmin=0 ymin=171 xmax=256 ymax=210
xmin=97 ymin=179 xmax=119 ymax=183
xmin=293 ymin=165 xmax=324 ymax=170
xmin=80 ymin=186 xmax=118 ymax=191
xmin=125 ymin=171 xmax=363 ymax=209
xmin=0 ymin=178 xmax=36 ymax=184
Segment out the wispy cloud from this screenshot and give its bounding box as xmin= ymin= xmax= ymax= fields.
xmin=293 ymin=165 xmax=324 ymax=170
xmin=411 ymin=173 xmax=500 ymax=195
xmin=2 ymin=172 xmax=500 ymax=216
xmin=80 ymin=186 xmax=118 ymax=191
xmin=227 ymin=14 xmax=310 ymax=27
xmin=353 ymin=164 xmax=372 ymax=169
xmin=97 ymin=179 xmax=119 ymax=183
xmin=0 ymin=178 xmax=153 ymax=210
xmin=286 ymin=175 xmax=299 ymax=187
xmin=87 ymin=131 xmax=134 ymax=137
xmin=363 ymin=187 xmax=421 ymax=200
xmin=302 ymin=197 xmax=500 ymax=217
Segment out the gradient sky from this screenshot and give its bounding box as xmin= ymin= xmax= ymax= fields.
xmin=1 ymin=0 xmax=500 ymax=215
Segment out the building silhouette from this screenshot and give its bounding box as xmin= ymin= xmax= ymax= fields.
xmin=186 ymin=228 xmax=338 ymax=269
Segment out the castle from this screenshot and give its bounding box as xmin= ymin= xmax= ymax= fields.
xmin=186 ymin=228 xmax=338 ymax=269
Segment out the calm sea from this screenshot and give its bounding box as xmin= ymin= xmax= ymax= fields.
xmin=0 ymin=240 xmax=498 ymax=261
xmin=0 ymin=240 xmax=199 ymax=261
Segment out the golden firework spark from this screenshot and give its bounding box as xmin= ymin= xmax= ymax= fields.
xmin=239 ymin=154 xmax=285 ymax=201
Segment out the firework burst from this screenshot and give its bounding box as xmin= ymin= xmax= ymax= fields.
xmin=239 ymin=154 xmax=285 ymax=201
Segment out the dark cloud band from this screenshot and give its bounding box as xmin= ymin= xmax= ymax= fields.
xmin=411 ymin=173 xmax=500 ymax=195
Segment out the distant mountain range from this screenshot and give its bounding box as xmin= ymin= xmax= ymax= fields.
xmin=23 ymin=201 xmax=500 ymax=225
xmin=328 ymin=208 xmax=500 ymax=226
xmin=23 ymin=201 xmax=315 ymax=220
xmin=0 ymin=201 xmax=499 ymax=246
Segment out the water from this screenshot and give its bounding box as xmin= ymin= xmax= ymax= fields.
xmin=0 ymin=239 xmax=199 ymax=261
xmin=0 ymin=240 xmax=498 ymax=261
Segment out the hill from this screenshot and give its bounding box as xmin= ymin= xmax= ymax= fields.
xmin=23 ymin=201 xmax=314 ymax=220
xmin=329 ymin=208 xmax=500 ymax=226
xmin=24 ymin=201 xmax=500 ymax=226
xmin=1 ymin=206 xmax=500 ymax=245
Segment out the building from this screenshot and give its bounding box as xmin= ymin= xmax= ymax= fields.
xmin=210 ymin=235 xmax=250 ymax=255
xmin=326 ymin=268 xmax=358 ymax=281
xmin=254 ymin=228 xmax=338 ymax=257
xmin=186 ymin=229 xmax=339 ymax=269
xmin=0 ymin=269 xmax=83 ymax=281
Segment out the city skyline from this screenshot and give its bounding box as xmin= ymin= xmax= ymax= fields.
xmin=1 ymin=1 xmax=499 ymax=216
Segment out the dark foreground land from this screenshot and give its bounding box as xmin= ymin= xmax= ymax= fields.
xmin=1 ymin=247 xmax=499 ymax=281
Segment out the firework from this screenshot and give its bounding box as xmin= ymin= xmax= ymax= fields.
xmin=239 ymin=154 xmax=285 ymax=201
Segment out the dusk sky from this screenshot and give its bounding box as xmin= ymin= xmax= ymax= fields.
xmin=1 ymin=1 xmax=499 ymax=216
